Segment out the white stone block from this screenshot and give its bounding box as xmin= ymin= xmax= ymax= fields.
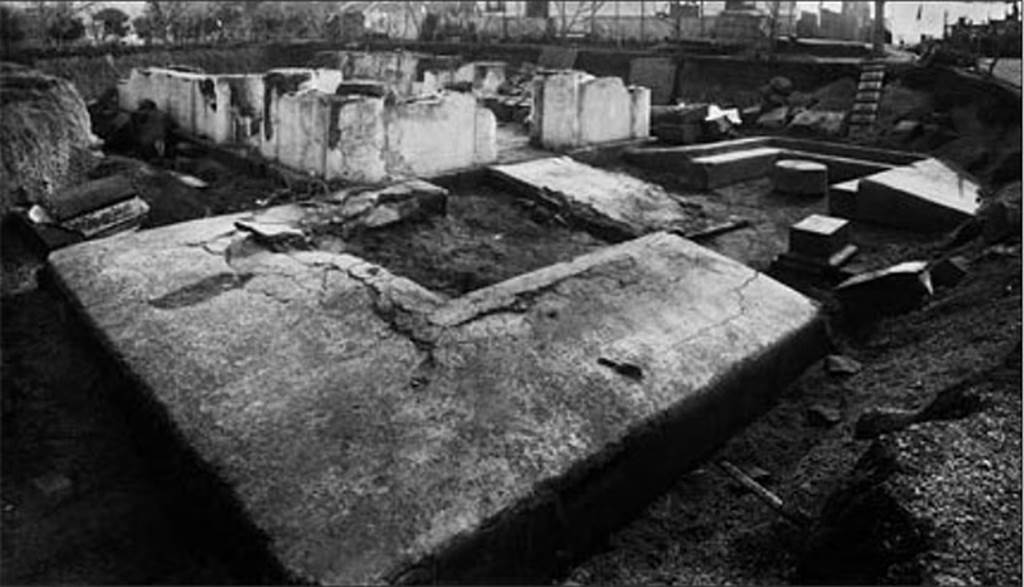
xmin=324 ymin=95 xmax=388 ymax=183
xmin=579 ymin=77 xmax=632 ymax=145
xmin=532 ymin=71 xmax=588 ymax=150
xmin=630 ymin=86 xmax=651 ymax=139
xmin=385 ymin=92 xmax=477 ymax=177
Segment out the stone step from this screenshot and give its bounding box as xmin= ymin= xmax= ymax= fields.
xmin=852 ymin=102 xmax=879 ymax=115
xmin=855 ymin=90 xmax=883 ymax=104
xmin=849 ymin=113 xmax=877 ymax=125
xmin=861 ymin=62 xmax=887 ymax=72
xmin=858 ymin=80 xmax=884 ymax=92
xmin=691 ymin=146 xmax=783 ymax=189
xmin=860 ymin=70 xmax=885 ymax=83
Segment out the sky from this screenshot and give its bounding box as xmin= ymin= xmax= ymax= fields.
xmin=795 ymin=1 xmax=1015 ymax=44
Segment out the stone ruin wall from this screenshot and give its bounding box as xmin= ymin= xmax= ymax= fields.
xmin=531 ymin=70 xmax=651 ymax=151
xmin=116 ymin=51 xmax=503 ymax=183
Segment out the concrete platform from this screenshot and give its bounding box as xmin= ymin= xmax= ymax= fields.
xmin=488 ymin=156 xmax=703 ymax=239
xmin=47 ymin=210 xmax=825 ymax=585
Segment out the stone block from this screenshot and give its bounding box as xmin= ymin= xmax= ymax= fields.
xmin=532 ymin=71 xmax=649 ymax=149
xmin=385 ymin=92 xmax=479 ymax=177
xmin=629 ymin=86 xmax=651 ymax=139
xmin=46 ymin=174 xmax=136 ymax=221
xmin=454 ymin=61 xmax=507 ymax=95
xmin=490 ymin=156 xmax=699 ymax=238
xmin=275 ymin=91 xmax=330 ymax=176
xmin=579 ymin=77 xmax=632 ymax=145
xmin=531 ymin=70 xmax=588 ymax=150
xmin=694 ymin=146 xmax=782 ymax=189
xmin=856 ymin=158 xmax=981 ymax=232
xmin=928 ymin=256 xmax=968 ymax=288
xmin=789 ymin=214 xmax=851 ymax=260
xmin=828 ymin=179 xmax=860 ymax=218
xmin=835 ymin=261 xmax=933 ymax=316
xmin=323 ymin=95 xmax=387 ymax=183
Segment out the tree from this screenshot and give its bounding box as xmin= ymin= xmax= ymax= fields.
xmin=93 ymin=6 xmax=129 ymax=38
xmin=132 ymin=14 xmax=156 ymax=44
xmin=47 ymin=12 xmax=85 ymax=44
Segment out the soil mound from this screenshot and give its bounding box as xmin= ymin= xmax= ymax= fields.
xmin=0 ymin=63 xmax=94 ymax=216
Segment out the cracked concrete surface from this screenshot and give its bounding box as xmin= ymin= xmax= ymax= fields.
xmin=46 ymin=203 xmax=826 ymax=584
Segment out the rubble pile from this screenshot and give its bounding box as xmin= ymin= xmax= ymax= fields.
xmin=484 ymin=63 xmax=536 ymax=124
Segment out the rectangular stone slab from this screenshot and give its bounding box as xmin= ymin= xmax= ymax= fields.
xmin=48 ymin=213 xmax=825 ymax=585
xmin=489 ymin=156 xmax=700 ymax=239
xmin=856 ymin=158 xmax=981 ymax=232
xmin=693 ymin=146 xmax=783 ymax=189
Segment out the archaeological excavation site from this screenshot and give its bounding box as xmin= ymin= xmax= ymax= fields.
xmin=1 ymin=1 xmax=1021 ymax=585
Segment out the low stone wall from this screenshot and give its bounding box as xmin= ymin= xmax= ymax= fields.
xmin=118 ymin=65 xmax=497 ymax=183
xmin=531 ymin=70 xmax=650 ymax=150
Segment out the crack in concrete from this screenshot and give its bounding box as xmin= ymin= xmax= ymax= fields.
xmin=433 ymin=256 xmax=640 ymax=328
xmin=671 ymin=271 xmax=761 ymax=347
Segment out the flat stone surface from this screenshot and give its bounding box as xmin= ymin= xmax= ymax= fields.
xmin=789 ymin=213 xmax=850 ymax=260
xmin=773 ymin=158 xmax=829 ymax=197
xmin=856 ymin=158 xmax=982 ymax=232
xmin=694 ymin=147 xmax=782 ymax=189
xmin=489 ymin=156 xmax=703 ymax=238
xmin=48 ymin=211 xmax=824 ymax=585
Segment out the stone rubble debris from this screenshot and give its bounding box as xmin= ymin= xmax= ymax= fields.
xmin=775 ymin=214 xmax=858 ymax=276
xmin=806 ymin=403 xmax=842 ymax=427
xmin=824 ymin=354 xmax=863 ymax=377
xmin=835 ymin=261 xmax=934 ymax=317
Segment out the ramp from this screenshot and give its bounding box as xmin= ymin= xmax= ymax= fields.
xmin=489 ymin=156 xmax=708 ymax=239
xmin=855 ymin=158 xmax=981 ymax=231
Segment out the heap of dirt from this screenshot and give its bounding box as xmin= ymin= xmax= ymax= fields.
xmin=0 ymin=63 xmax=96 ymax=217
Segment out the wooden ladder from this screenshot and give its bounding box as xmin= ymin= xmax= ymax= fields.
xmin=848 ymin=60 xmax=886 ymax=139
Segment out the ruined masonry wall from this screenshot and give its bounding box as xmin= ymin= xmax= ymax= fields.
xmin=315 ymin=50 xmax=507 ymax=97
xmin=118 ymin=66 xmax=497 ymax=183
xmin=531 ymin=71 xmax=650 ymax=150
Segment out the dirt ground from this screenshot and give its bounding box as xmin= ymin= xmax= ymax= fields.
xmin=320 ymin=186 xmax=608 ymax=297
